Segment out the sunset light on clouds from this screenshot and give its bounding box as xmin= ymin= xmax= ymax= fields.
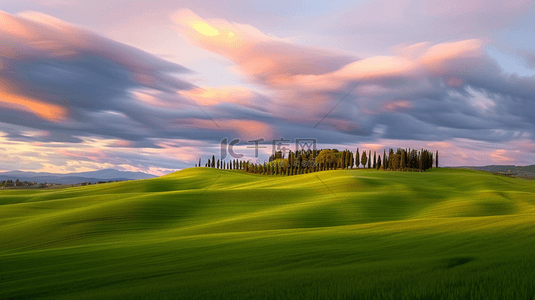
xmin=1 ymin=0 xmax=535 ymax=174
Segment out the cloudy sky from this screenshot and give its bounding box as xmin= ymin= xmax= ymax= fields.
xmin=1 ymin=0 xmax=535 ymax=175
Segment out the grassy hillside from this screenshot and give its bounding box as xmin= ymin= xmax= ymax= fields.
xmin=1 ymin=168 xmax=534 ymax=299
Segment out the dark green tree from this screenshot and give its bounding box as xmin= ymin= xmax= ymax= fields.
xmin=316 ymin=150 xmax=339 ymax=170
xmin=383 ymin=150 xmax=387 ymax=170
xmin=390 ymin=153 xmax=400 ymax=170
xmin=400 ymin=150 xmax=406 ymax=170
xmin=419 ymin=150 xmax=423 ymax=171
xmin=361 ymin=151 xmax=367 ymax=168
xmin=376 ymin=155 xmax=382 ymax=170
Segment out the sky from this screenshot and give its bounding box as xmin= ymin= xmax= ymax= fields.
xmin=1 ymin=0 xmax=535 ymax=175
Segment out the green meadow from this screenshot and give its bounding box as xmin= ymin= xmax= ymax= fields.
xmin=1 ymin=168 xmax=534 ymax=299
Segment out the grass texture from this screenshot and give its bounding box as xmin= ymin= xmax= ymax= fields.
xmin=1 ymin=168 xmax=534 ymax=299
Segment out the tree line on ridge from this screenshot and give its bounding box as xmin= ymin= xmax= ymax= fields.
xmin=196 ymin=148 xmax=438 ymax=176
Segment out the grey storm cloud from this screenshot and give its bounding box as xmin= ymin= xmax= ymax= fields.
xmin=2 ymin=10 xmax=535 ymax=155
xmin=0 ymin=11 xmax=273 ymax=145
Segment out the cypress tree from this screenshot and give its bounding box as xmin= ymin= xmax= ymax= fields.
xmin=436 ymin=151 xmax=439 ymax=168
xmin=383 ymin=150 xmax=386 ymax=170
xmin=211 ymin=155 xmax=215 ymax=168
xmin=199 ymin=158 xmax=201 ymax=167
xmin=376 ymin=155 xmax=382 ymax=170
xmin=373 ymin=151 xmax=377 ymax=169
xmin=419 ymin=150 xmax=423 ymax=171
xmin=408 ymin=148 xmax=411 ymax=168
xmin=401 ymin=150 xmax=406 ymax=170
xmin=289 ymin=151 xmax=293 ymax=167
xmin=361 ymin=151 xmax=367 ymax=168
xmin=368 ymin=150 xmax=372 ymax=169
xmin=217 ymin=159 xmax=220 ymax=169
xmin=356 ymin=148 xmax=360 ymax=168
xmin=388 ymin=149 xmax=394 ymax=170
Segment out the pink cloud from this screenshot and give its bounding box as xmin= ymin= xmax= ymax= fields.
xmin=109 ymin=140 xmax=133 ymax=148
xmin=512 ymin=139 xmax=535 ymax=154
xmin=150 ymin=142 xmax=202 ymax=163
xmin=427 ymin=141 xmax=453 ymax=148
xmin=176 ymin=118 xmax=275 ymax=141
xmin=172 ymin=10 xmax=496 ymax=125
xmin=57 ymin=148 xmax=107 ymax=162
xmin=1 ymin=10 xmax=187 ymax=87
xmin=489 ymin=149 xmax=515 ymax=162
xmin=173 ymin=9 xmax=353 ymax=86
xmin=419 ymin=39 xmax=486 ymax=73
xmin=447 ymin=76 xmax=463 ymax=87
xmin=361 ymin=143 xmax=384 ymax=152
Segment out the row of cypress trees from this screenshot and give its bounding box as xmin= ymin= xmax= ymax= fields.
xmin=196 ymin=148 xmax=439 ymax=175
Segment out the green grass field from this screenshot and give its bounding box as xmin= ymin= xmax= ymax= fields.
xmin=1 ymin=168 xmax=534 ymax=299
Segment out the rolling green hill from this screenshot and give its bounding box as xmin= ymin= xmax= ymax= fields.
xmin=1 ymin=168 xmax=534 ymax=299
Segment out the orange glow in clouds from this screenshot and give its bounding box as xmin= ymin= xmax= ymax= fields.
xmin=179 ymin=86 xmax=254 ymax=106
xmin=385 ymin=100 xmax=412 ymax=111
xmin=0 ymin=83 xmax=67 ymax=122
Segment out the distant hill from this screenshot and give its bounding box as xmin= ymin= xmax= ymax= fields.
xmin=451 ymin=165 xmax=535 ymax=177
xmin=0 ymin=169 xmax=158 ymax=184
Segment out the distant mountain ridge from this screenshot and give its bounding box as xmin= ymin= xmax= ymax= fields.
xmin=452 ymin=165 xmax=535 ymax=176
xmin=0 ymin=169 xmax=158 ymax=184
